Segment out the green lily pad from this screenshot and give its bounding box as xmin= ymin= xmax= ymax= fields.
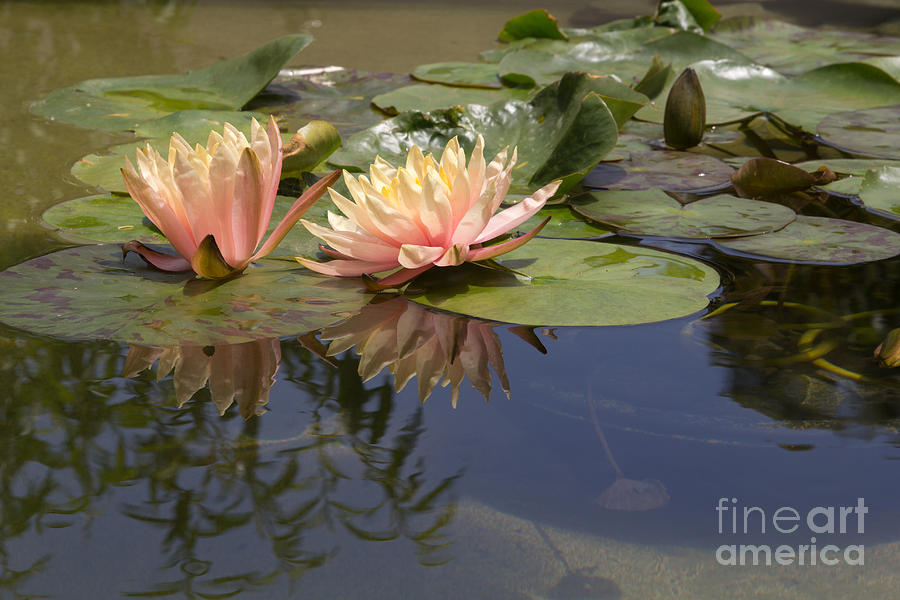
xmin=0 ymin=245 xmax=371 ymax=346
xmin=656 ymin=0 xmax=721 ymax=32
xmin=637 ymin=60 xmax=900 ymax=131
xmin=31 ymin=35 xmax=312 ymax=131
xmin=711 ymin=17 xmax=900 ymax=76
xmin=247 ymin=67 xmax=413 ymax=137
xmin=794 ymin=159 xmax=900 ymax=196
xmin=515 ymin=205 xmax=614 ymax=239
xmin=714 ymin=215 xmax=900 ymax=265
xmin=481 ymin=26 xmax=671 ymax=64
xmin=405 ymin=238 xmax=719 ymax=326
xmin=42 ymin=195 xmax=332 ymax=259
xmin=572 ymin=189 xmax=795 ymax=239
xmin=817 ymin=105 xmax=900 ymax=160
xmin=412 ymin=62 xmax=503 ymax=88
xmin=329 ymin=72 xmax=619 ymax=195
xmin=858 ymin=166 xmax=900 ymax=219
xmin=371 ymin=84 xmax=531 ymax=115
xmin=583 ymin=151 xmax=734 ymax=192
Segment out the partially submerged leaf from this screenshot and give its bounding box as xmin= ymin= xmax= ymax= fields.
xmin=817 ymin=105 xmax=900 ymax=160
xmin=858 ymin=166 xmax=900 ymax=219
xmin=412 ymin=62 xmax=503 ymax=88
xmin=731 ymin=157 xmax=833 ymax=198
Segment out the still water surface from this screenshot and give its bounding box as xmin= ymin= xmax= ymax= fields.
xmin=2 ymin=1 xmax=900 ymax=598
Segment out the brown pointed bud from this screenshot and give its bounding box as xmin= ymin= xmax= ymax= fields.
xmin=664 ymin=67 xmax=706 ymax=150
xmin=875 ymin=328 xmax=900 ymax=368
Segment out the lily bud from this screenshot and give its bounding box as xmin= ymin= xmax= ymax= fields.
xmin=664 ymin=67 xmax=706 ymax=150
xmin=875 ymin=328 xmax=900 ymax=368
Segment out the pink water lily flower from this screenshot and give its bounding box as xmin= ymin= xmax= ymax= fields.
xmin=121 ymin=115 xmax=339 ymax=279
xmin=297 ymin=135 xmax=560 ymax=287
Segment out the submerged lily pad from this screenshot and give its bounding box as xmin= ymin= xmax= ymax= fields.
xmin=329 ymin=72 xmax=620 ymax=194
xmin=406 ymin=238 xmax=720 ymax=326
xmin=32 ymin=35 xmax=312 ymax=131
xmin=0 ymin=245 xmax=371 ymax=346
xmin=42 ymin=195 xmax=331 ymax=259
xmin=817 ymin=105 xmax=900 ymax=160
xmin=573 ymin=189 xmax=795 ymax=239
xmin=858 ymin=166 xmax=900 ymax=219
xmin=715 ymin=215 xmax=900 ymax=264
xmin=583 ymin=151 xmax=734 ymax=192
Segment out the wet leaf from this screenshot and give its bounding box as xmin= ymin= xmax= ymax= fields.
xmin=858 ymin=166 xmax=900 ymax=219
xmin=817 ymin=105 xmax=900 ymax=160
xmin=0 ymin=245 xmax=371 ymax=345
xmin=583 ymin=150 xmax=733 ymax=192
xmin=715 ymin=215 xmax=900 ymax=264
xmin=573 ymin=189 xmax=796 ymax=239
xmin=31 ymin=35 xmax=312 ymax=131
xmin=406 ymin=238 xmax=720 ymax=326
xmin=731 ymin=157 xmax=827 ymax=198
xmin=330 ymin=72 xmax=619 ymax=195
xmin=498 ymin=9 xmax=568 ymax=42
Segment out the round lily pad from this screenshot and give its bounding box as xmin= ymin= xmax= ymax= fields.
xmin=371 ymin=84 xmax=530 ymax=115
xmin=714 ymin=215 xmax=900 ymax=265
xmin=573 ymin=189 xmax=796 ymax=239
xmin=514 ymin=205 xmax=614 ymax=239
xmin=858 ymin=166 xmax=900 ymax=219
xmin=0 ymin=245 xmax=372 ymax=346
xmin=582 ymin=151 xmax=734 ymax=192
xmin=817 ymin=105 xmax=900 ymax=160
xmin=405 ymin=238 xmax=720 ymax=326
xmin=42 ymin=195 xmax=331 ymax=260
xmin=412 ymin=62 xmax=503 ymax=88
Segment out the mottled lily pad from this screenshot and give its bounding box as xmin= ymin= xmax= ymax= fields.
xmin=817 ymin=105 xmax=900 ymax=160
xmin=573 ymin=189 xmax=795 ymax=239
xmin=31 ymin=35 xmax=312 ymax=131
xmin=329 ymin=72 xmax=619 ymax=195
xmin=514 ymin=205 xmax=614 ymax=239
xmin=583 ymin=151 xmax=734 ymax=192
xmin=0 ymin=245 xmax=371 ymax=346
xmin=42 ymin=195 xmax=331 ymax=259
xmin=858 ymin=166 xmax=900 ymax=219
xmin=406 ymin=238 xmax=720 ymax=326
xmin=715 ymin=215 xmax=900 ymax=265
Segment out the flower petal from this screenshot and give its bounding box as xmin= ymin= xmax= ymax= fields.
xmin=301 ymin=219 xmax=400 ymax=263
xmin=296 ymin=256 xmax=400 ymax=277
xmin=466 ymin=216 xmax=550 ymax=262
xmin=398 ymin=244 xmax=446 ymax=269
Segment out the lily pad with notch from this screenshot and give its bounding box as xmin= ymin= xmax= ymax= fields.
xmin=0 ymin=245 xmax=372 ymax=346
xmin=817 ymin=105 xmax=900 ymax=160
xmin=405 ymin=238 xmax=720 ymax=326
xmin=714 ymin=215 xmax=900 ymax=265
xmin=572 ymin=189 xmax=795 ymax=239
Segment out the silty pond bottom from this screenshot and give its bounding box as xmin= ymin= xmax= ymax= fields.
xmin=2 ymin=0 xmax=900 ymax=598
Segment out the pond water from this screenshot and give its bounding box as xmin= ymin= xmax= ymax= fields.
xmin=3 ymin=0 xmax=900 ymax=598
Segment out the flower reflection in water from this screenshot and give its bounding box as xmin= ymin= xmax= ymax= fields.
xmin=123 ymin=338 xmax=281 ymax=418
xmin=304 ymin=296 xmax=550 ymax=406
